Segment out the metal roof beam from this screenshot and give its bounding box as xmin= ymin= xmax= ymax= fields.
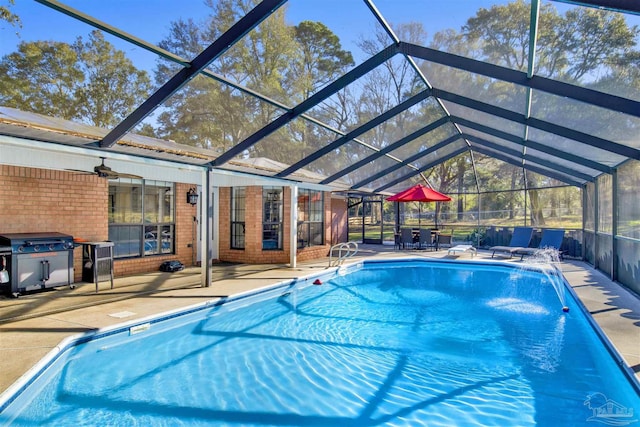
xmin=465 ymin=134 xmax=594 ymax=181
xmin=276 ymin=89 xmax=432 ymax=177
xmin=522 ymin=0 xmax=541 ymax=157
xmin=364 ymin=0 xmax=464 ymax=140
xmin=352 ymin=135 xmax=460 ymax=189
xmin=35 ymin=0 xmax=392 ymax=159
xmin=452 ymin=116 xmax=612 ymax=173
xmin=401 ymin=42 xmax=640 ymax=118
xmin=211 ymin=44 xmax=401 ymax=166
xmin=100 ymin=0 xmax=286 ymax=148
xmin=551 ymin=0 xmax=640 ymax=14
xmin=35 ymin=0 xmax=190 ymax=66
xmin=527 ymin=0 xmax=541 ymax=80
xmin=320 ymin=116 xmax=450 ymax=184
xmin=372 ymin=147 xmax=469 ymax=193
xmin=471 ymin=145 xmax=584 ymax=187
xmin=526 ymin=117 xmax=640 ymax=161
xmin=433 ymin=88 xmax=640 ymax=161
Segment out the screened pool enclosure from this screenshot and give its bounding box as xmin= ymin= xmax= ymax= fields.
xmin=0 ymin=0 xmax=639 ymax=292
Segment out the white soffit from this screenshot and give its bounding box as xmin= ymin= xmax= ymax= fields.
xmin=0 ymin=135 xmax=204 ymax=184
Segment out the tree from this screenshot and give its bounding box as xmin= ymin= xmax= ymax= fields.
xmin=74 ymin=31 xmax=152 ymax=128
xmin=463 ymin=0 xmax=535 ymax=71
xmin=0 ymin=41 xmax=83 ymax=120
xmin=462 ymin=0 xmax=639 ymax=81
xmin=0 ymin=30 xmax=152 ymax=127
xmin=561 ymin=8 xmax=638 ymax=81
xmin=343 ymin=23 xmax=432 ymax=186
xmin=0 ymin=0 xmax=20 ymax=30
xmin=289 ymin=21 xmax=354 ymax=100
xmin=154 ymin=2 xmax=299 ymax=153
xmin=155 ymin=18 xmax=227 ymax=148
xmin=154 ymin=0 xmax=356 ymax=170
xmin=423 ymin=1 xmax=639 ymax=225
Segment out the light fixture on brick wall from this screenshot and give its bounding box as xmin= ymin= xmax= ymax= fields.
xmin=186 ymin=187 xmax=199 ymax=205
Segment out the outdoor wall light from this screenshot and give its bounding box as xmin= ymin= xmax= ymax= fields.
xmin=187 ymin=187 xmax=199 ymax=205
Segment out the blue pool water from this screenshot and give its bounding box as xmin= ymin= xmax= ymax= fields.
xmin=1 ymin=259 xmax=639 ymax=426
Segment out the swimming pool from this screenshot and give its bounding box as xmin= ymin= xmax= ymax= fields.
xmin=1 ymin=259 xmax=638 ymax=426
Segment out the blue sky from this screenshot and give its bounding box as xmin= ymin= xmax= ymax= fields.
xmin=1 ymin=0 xmax=636 ymax=76
xmin=0 ymin=0 xmax=501 ymax=68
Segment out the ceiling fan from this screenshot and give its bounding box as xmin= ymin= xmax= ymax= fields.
xmin=93 ymin=157 xmax=142 ymax=179
xmin=68 ymin=157 xmax=142 ymax=180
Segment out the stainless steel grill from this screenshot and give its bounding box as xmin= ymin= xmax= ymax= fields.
xmin=0 ymin=232 xmax=75 ymax=297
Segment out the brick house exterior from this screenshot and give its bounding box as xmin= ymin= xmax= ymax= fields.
xmin=0 ymin=165 xmax=348 ymax=282
xmin=218 ymin=186 xmax=337 ymax=264
xmin=331 ymin=196 xmax=348 ymax=245
xmin=0 ymin=165 xmax=198 ymax=280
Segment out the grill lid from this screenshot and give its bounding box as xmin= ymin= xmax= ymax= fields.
xmin=0 ymin=232 xmax=74 ymax=252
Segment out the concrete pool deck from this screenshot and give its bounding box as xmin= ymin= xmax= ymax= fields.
xmin=1 ymin=246 xmax=639 ymax=397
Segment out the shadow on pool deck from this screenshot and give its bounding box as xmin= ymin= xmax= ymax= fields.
xmin=0 ymin=245 xmax=638 ymax=396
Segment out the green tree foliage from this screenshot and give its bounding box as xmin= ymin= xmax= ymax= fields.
xmin=412 ymin=1 xmax=639 ymax=226
xmin=155 ymin=18 xmax=228 ymax=149
xmin=285 ymin=20 xmax=355 ymax=177
xmin=463 ymin=0 xmax=535 ymax=70
xmin=0 ymin=40 xmax=82 ymax=120
xmin=154 ymin=0 xmax=354 ymax=171
xmin=462 ymin=0 xmax=639 ymax=80
xmin=0 ymin=30 xmax=152 ymax=127
xmin=561 ymin=8 xmax=638 ymax=81
xmin=617 ymin=160 xmax=640 ymax=238
xmin=289 ymin=20 xmax=354 ymax=100
xmin=154 ymin=5 xmax=293 ymax=151
xmin=0 ymin=0 xmax=20 ymax=30
xmin=74 ymin=31 xmax=153 ymax=128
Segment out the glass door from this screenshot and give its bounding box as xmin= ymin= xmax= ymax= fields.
xmin=363 ymin=196 xmax=382 ymax=244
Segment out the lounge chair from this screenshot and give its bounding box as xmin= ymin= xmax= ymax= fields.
xmin=515 ymin=229 xmax=565 ymax=260
xmin=490 ymin=227 xmax=534 ymax=258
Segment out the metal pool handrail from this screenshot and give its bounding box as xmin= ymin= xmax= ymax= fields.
xmin=329 ymin=241 xmax=359 ymax=267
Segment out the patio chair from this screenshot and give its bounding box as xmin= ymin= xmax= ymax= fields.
xmin=418 ymin=228 xmax=435 ymax=250
xmin=436 ymin=233 xmax=453 ymax=250
xmin=394 ymin=232 xmax=402 ymax=250
xmin=400 ymin=228 xmax=415 ymax=250
xmin=490 ymin=227 xmax=534 ymax=258
xmin=515 ymin=229 xmax=565 ymax=260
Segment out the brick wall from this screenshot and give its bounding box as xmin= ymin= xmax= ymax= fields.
xmin=0 ymin=165 xmax=196 ymax=281
xmin=217 ymin=186 xmax=333 ymax=264
xmin=331 ymin=196 xmax=348 ymax=245
xmin=0 ymin=165 xmax=340 ymax=280
xmin=218 ymin=186 xmax=291 ymax=264
xmin=0 ymin=165 xmax=108 ymax=239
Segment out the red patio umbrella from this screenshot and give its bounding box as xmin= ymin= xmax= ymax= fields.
xmin=386 ymin=184 xmax=451 ymax=203
xmin=386 ymin=184 xmax=451 ymax=229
